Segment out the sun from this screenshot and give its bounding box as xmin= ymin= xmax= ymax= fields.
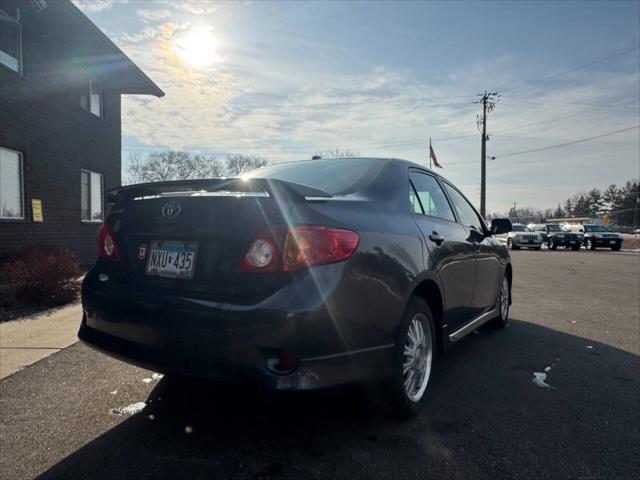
xmin=175 ymin=27 xmax=220 ymax=68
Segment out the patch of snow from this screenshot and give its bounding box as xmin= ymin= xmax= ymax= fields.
xmin=151 ymin=373 xmax=164 ymax=380
xmin=147 ymin=414 xmax=155 ymax=420
xmin=185 ymin=425 xmax=193 ymax=434
xmin=532 ymin=372 xmax=553 ymax=388
xmin=110 ymin=401 xmax=146 ymax=416
xmin=109 ymin=389 xmax=118 ymax=395
xmin=570 ymin=320 xmax=577 ymax=324
xmin=141 ymin=378 xmax=152 ymax=383
xmin=544 ymin=366 xmax=551 ymax=372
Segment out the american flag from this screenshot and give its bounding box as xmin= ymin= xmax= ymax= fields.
xmin=429 ymin=143 xmax=443 ymax=169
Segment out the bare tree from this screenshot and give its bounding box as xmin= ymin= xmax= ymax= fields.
xmin=225 ymin=154 xmax=268 ymax=176
xmin=312 ymin=148 xmax=359 ymax=159
xmin=124 ymin=151 xmax=147 ymax=185
xmin=123 ymin=151 xmax=222 ymax=184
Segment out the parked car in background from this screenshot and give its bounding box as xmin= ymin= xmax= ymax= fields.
xmin=78 ymin=157 xmax=514 ymax=417
xmin=571 ymin=224 xmax=624 ymax=251
xmin=498 ymin=224 xmax=543 ymax=250
xmin=529 ymin=223 xmax=581 ymax=251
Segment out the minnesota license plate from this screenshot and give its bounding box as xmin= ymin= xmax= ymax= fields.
xmin=146 ymin=241 xmax=197 ymax=279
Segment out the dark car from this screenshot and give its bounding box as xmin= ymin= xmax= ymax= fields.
xmin=78 ymin=158 xmax=513 ymax=416
xmin=530 ymin=223 xmax=581 ymax=251
xmin=578 ymin=224 xmax=623 ymax=251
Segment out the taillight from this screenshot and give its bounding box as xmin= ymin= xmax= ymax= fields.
xmin=283 ymin=226 xmax=359 ymax=271
xmin=239 ymin=235 xmax=279 ymax=272
xmin=239 ymin=226 xmax=359 ymax=273
xmin=97 ymin=224 xmax=120 ymax=261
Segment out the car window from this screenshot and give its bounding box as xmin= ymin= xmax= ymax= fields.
xmin=408 ymin=172 xmax=455 ymax=222
xmin=442 ymin=182 xmax=485 ymax=231
xmin=409 ymin=184 xmax=422 ymax=214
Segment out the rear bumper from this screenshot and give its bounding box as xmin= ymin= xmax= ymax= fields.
xmin=79 ymin=265 xmax=394 ymax=390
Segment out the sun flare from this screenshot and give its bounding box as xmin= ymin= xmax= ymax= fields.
xmin=175 ymin=27 xmax=220 ymax=68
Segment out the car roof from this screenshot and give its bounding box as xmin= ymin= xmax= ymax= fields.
xmin=296 ymin=156 xmax=451 ymax=180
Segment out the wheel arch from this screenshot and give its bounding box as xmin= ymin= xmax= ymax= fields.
xmin=409 ymin=279 xmax=445 ymax=356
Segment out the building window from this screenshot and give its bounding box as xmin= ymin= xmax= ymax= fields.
xmin=0 ymin=9 xmax=22 ymax=73
xmin=80 ymin=76 xmax=103 ymax=117
xmin=81 ymin=170 xmax=103 ymax=222
xmin=0 ymin=147 xmax=24 ymax=219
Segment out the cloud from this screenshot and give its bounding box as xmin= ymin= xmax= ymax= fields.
xmin=173 ymin=2 xmax=219 ymax=15
xmin=72 ymin=0 xmax=128 ymax=13
xmin=136 ymin=9 xmax=172 ymax=23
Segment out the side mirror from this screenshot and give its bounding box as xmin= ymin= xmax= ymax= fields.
xmin=491 ymin=218 xmax=512 ymax=235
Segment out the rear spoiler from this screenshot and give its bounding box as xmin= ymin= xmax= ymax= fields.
xmin=107 ymin=178 xmax=332 ymax=203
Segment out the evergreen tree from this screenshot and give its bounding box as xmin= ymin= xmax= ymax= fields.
xmin=553 ymin=204 xmax=564 ymax=218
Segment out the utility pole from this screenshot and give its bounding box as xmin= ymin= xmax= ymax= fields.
xmin=475 ymin=91 xmax=499 ymax=218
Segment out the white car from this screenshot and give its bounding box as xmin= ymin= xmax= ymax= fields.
xmin=497 ymin=224 xmax=543 ymax=250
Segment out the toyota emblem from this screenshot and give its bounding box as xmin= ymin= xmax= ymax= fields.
xmin=162 ymin=201 xmax=182 ymax=219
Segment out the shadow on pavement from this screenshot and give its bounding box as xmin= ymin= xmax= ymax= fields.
xmin=37 ymin=319 xmax=639 ymax=480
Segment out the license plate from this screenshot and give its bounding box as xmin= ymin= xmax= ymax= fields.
xmin=609 ymin=240 xmax=616 ymax=244
xmin=146 ymin=241 xmax=197 ymax=279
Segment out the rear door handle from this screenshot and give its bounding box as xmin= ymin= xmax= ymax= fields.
xmin=429 ymin=231 xmax=445 ymax=246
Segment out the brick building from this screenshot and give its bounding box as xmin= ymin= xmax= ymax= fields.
xmin=0 ymin=0 xmax=163 ymax=264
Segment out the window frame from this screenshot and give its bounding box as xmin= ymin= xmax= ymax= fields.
xmin=440 ymin=179 xmax=489 ymax=233
xmin=0 ymin=146 xmax=25 ymax=221
xmin=407 ymin=169 xmax=458 ymax=224
xmin=80 ymin=169 xmax=104 ymax=223
xmin=80 ymin=73 xmax=103 ymax=118
xmin=0 ymin=8 xmax=22 ymax=75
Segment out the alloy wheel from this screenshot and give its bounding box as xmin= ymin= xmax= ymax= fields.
xmin=500 ymin=276 xmax=510 ymax=321
xmin=402 ymin=314 xmax=432 ymax=403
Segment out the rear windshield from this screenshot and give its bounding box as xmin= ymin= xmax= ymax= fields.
xmin=512 ymin=225 xmax=531 ymax=232
xmin=546 ymin=224 xmax=561 ymax=231
xmin=244 ymin=158 xmax=385 ymax=195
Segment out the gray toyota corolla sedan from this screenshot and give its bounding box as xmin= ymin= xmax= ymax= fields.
xmin=79 ymin=157 xmax=512 ymax=417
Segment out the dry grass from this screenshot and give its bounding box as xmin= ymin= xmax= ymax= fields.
xmin=623 ymin=237 xmax=640 ymax=250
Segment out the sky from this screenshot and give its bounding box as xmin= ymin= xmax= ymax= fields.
xmin=73 ymin=0 xmax=640 ymax=214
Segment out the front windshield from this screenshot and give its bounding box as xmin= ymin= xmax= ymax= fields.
xmin=546 ymin=225 xmax=561 ymax=232
xmin=512 ymin=225 xmax=531 ymax=232
xmin=584 ymin=225 xmax=609 ymax=232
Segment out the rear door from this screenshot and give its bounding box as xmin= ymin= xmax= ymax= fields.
xmin=408 ymin=170 xmax=476 ymax=331
xmin=441 ymin=181 xmax=503 ymax=316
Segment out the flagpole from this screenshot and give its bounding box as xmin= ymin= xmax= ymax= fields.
xmin=429 ymin=138 xmax=432 ymax=169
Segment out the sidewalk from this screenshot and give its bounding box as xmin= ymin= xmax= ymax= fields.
xmin=0 ymin=303 xmax=82 ymax=379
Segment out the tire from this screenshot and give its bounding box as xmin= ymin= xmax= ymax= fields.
xmin=507 ymin=238 xmax=519 ymax=250
xmin=490 ymin=274 xmax=510 ymax=329
xmin=571 ymin=245 xmax=580 ymax=251
xmin=534 ymin=247 xmax=541 ymax=251
xmin=585 ymin=239 xmax=595 ymax=250
xmin=387 ymin=297 xmax=436 ymax=419
xmin=548 ymin=240 xmax=557 ymax=250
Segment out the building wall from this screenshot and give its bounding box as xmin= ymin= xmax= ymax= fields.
xmin=0 ymin=5 xmax=121 ymax=265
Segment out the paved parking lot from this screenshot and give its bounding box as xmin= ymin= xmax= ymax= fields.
xmin=1 ymin=250 xmax=638 ymax=480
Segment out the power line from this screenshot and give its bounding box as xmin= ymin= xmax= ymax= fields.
xmin=493 ymin=124 xmax=640 ymax=159
xmin=501 ymin=46 xmax=640 ymax=94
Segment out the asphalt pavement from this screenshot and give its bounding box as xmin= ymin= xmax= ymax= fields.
xmin=1 ymin=249 xmax=638 ymax=480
